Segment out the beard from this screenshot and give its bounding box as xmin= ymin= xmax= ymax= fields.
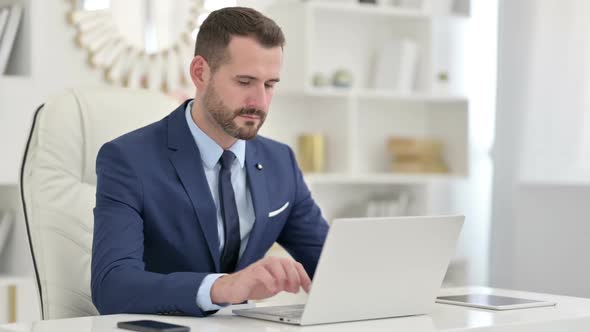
xmin=202 ymin=83 xmax=267 ymax=140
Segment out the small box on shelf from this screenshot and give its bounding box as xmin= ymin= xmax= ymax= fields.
xmin=388 ymin=136 xmax=450 ymax=174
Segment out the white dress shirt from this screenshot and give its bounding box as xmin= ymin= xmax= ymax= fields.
xmin=184 ymin=101 xmax=256 ymax=311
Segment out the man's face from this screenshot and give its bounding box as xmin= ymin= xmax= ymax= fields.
xmin=202 ymin=36 xmax=282 ymax=140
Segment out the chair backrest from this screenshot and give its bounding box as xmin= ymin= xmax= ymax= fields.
xmin=20 ymin=88 xmax=178 ymax=319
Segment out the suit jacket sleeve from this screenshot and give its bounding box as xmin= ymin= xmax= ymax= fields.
xmin=277 ymin=146 xmax=329 ymax=278
xmin=91 ymin=142 xmax=211 ymax=317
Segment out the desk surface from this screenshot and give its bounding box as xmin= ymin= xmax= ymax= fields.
xmin=2 ymin=287 xmax=590 ymax=332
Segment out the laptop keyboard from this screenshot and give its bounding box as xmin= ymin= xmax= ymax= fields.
xmin=254 ymin=304 xmax=305 ymax=318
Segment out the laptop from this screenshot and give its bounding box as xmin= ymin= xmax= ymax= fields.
xmin=233 ymin=215 xmax=464 ymax=325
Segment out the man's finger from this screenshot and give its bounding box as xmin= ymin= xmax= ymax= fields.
xmin=264 ymin=258 xmax=288 ymax=291
xmin=281 ymin=260 xmax=301 ymax=293
xmin=294 ymin=262 xmax=312 ymax=293
xmin=252 ymin=264 xmax=279 ymax=294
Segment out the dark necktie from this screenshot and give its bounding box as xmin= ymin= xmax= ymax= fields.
xmin=219 ymin=150 xmax=241 ymax=273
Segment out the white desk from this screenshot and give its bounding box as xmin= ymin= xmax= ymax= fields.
xmin=2 ymin=287 xmax=590 ymax=331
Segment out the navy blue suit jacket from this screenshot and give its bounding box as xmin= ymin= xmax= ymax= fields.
xmin=91 ymin=100 xmax=329 ymax=316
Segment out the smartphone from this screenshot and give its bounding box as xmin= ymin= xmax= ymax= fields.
xmin=117 ymin=320 xmax=190 ymax=332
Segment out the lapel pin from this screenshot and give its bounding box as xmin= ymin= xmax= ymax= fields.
xmin=256 ymin=163 xmax=263 ymax=170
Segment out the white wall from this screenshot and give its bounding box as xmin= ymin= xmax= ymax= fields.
xmin=492 ymin=0 xmax=590 ymax=297
xmin=519 ymin=1 xmax=590 ymax=183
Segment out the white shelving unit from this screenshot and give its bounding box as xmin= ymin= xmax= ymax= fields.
xmin=0 ymin=0 xmax=34 ymax=186
xmin=0 ymin=0 xmax=48 ymax=323
xmin=263 ymin=1 xmax=470 ymax=287
xmin=263 ymin=0 xmax=469 ymax=212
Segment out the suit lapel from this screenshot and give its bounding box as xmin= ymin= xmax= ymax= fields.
xmin=236 ymin=140 xmax=270 ymax=270
xmin=167 ymin=102 xmax=221 ymax=272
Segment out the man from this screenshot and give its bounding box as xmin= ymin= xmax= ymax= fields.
xmin=91 ymin=7 xmax=329 ymax=317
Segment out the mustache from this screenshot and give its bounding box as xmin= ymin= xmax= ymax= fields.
xmin=235 ymin=108 xmax=265 ymax=117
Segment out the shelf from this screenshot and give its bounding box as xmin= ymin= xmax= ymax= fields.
xmin=306 ymin=1 xmax=470 ymax=19
xmin=0 ymin=275 xmax=31 ymax=287
xmin=276 ymin=87 xmax=468 ymax=103
xmin=307 ymin=1 xmax=431 ymax=19
xmin=301 ymin=87 xmax=355 ymax=99
xmin=304 ymin=173 xmax=465 ymax=185
xmin=356 ymin=89 xmax=467 ymax=103
xmin=0 ymin=75 xmax=33 ymax=85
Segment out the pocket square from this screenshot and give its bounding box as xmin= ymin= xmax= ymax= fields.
xmin=268 ymin=202 xmax=289 ymax=218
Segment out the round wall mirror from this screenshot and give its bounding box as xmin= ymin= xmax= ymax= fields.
xmin=68 ymin=0 xmax=236 ymax=92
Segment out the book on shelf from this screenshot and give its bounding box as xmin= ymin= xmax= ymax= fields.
xmin=372 ymin=39 xmax=419 ymax=93
xmin=392 ymin=0 xmax=425 ymax=10
xmin=0 ymin=3 xmax=23 ymax=75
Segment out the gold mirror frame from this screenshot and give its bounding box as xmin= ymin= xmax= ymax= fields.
xmin=67 ymin=0 xmax=208 ymax=92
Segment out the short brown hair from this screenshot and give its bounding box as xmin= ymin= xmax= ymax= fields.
xmin=194 ymin=7 xmax=285 ymax=72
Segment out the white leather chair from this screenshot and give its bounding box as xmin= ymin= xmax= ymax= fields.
xmin=20 ymin=88 xmax=178 ymax=319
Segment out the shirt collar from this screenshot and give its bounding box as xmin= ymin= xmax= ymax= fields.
xmin=185 ymin=100 xmax=246 ymax=170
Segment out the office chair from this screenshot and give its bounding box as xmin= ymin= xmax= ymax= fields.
xmin=19 ymin=88 xmax=177 ymax=319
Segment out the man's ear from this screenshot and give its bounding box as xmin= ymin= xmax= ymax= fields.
xmin=190 ymin=55 xmax=210 ymax=91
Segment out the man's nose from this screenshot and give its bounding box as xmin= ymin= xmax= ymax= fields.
xmin=246 ymin=84 xmax=268 ymax=110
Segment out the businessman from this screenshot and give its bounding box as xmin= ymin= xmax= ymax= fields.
xmin=91 ymin=7 xmax=329 ymax=316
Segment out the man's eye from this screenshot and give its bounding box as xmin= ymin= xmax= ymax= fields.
xmin=238 ymin=80 xmax=250 ymax=85
xmin=265 ymin=83 xmax=275 ymax=89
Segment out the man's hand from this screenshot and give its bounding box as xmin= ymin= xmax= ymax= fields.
xmin=210 ymin=256 xmax=311 ymax=305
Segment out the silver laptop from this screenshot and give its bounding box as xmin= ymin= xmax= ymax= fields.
xmin=233 ymin=215 xmax=464 ymax=325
